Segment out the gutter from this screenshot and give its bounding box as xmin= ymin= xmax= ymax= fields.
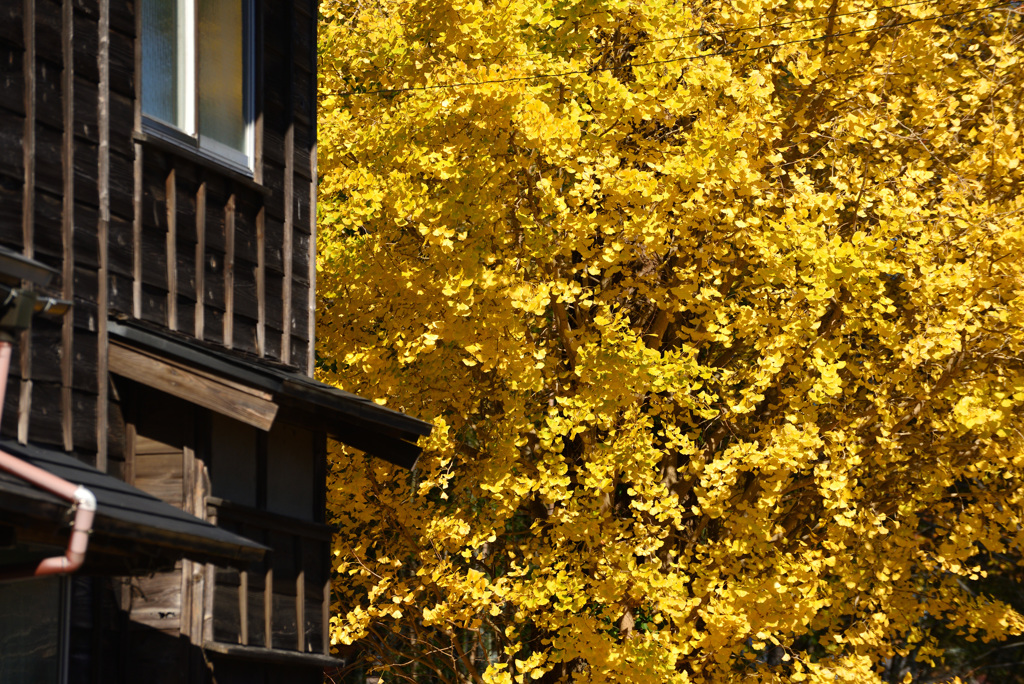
xmin=0 ymin=282 xmax=94 ymax=581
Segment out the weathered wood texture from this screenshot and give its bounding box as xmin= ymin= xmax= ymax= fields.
xmin=209 ymin=497 xmax=329 ymax=654
xmin=0 ymin=0 xmax=327 ymax=680
xmin=0 ymin=0 xmax=318 ymax=455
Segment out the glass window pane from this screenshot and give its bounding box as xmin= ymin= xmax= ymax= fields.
xmin=198 ymin=0 xmax=247 ymax=154
xmin=141 ymin=0 xmax=186 ymax=128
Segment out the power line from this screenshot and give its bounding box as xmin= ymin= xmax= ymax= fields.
xmin=336 ymin=2 xmax=1012 ymax=97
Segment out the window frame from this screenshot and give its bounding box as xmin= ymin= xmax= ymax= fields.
xmin=139 ymin=0 xmax=256 ymax=175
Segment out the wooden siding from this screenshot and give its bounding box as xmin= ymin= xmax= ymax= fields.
xmin=0 ymin=0 xmax=318 ymax=462
xmin=0 ymin=1 xmax=326 ymax=680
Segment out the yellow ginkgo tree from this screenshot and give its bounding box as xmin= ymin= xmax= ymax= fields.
xmin=316 ymin=0 xmax=1024 ymax=681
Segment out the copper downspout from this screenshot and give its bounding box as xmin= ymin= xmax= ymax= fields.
xmin=0 ymin=339 xmax=97 ymax=579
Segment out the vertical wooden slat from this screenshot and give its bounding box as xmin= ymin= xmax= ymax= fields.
xmin=124 ymin=418 xmax=136 ymax=486
xmin=263 ymin=565 xmax=273 ymax=650
xmin=256 ymin=207 xmax=265 ymax=356
xmin=132 ymin=0 xmax=143 ymax=320
xmin=203 ymin=505 xmax=217 ymax=645
xmin=60 ymin=0 xmax=74 ymax=452
xmin=307 ymin=146 xmax=316 ymax=376
xmin=307 ymin=0 xmax=318 ymax=376
xmin=296 ymin=564 xmax=305 ymax=652
xmin=96 ymin=0 xmax=110 ymax=471
xmin=281 ymin=2 xmax=295 ymax=365
xmin=166 ymin=170 xmax=177 ymax=331
xmin=180 ymin=446 xmax=195 ymax=639
xmin=282 ymin=125 xmax=293 ymax=364
xmin=190 ymin=458 xmax=209 ymax=681
xmin=195 ymin=182 xmax=206 ymax=340
xmin=132 ymin=144 xmax=143 ymax=319
xmin=18 ymin=0 xmax=35 ymax=445
xmin=224 ymin=193 xmax=235 ymax=348
xmin=239 ymin=570 xmax=249 ymax=645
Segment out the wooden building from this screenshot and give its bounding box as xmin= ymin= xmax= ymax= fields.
xmin=0 ymin=1 xmax=430 ymax=682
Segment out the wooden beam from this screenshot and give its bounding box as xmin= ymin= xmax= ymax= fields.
xmin=108 ymin=344 xmax=279 ymax=431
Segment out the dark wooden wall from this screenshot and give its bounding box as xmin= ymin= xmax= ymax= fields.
xmin=0 ymin=0 xmax=319 ymax=475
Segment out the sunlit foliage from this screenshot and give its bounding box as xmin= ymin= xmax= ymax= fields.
xmin=317 ymin=1 xmax=1024 ymax=681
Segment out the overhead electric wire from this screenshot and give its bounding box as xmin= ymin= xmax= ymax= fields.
xmin=336 ymin=2 xmax=1013 ymax=97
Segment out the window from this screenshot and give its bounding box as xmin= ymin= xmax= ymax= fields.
xmin=141 ymin=0 xmax=254 ymax=171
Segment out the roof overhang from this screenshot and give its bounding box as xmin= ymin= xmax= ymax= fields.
xmin=107 ymin=320 xmax=432 ymax=469
xmin=0 ymin=439 xmax=267 ymax=572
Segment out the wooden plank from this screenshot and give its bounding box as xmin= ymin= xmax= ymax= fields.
xmin=72 ymin=74 xmax=96 ymax=141
xmin=124 ymin=411 xmax=136 ymax=486
xmin=108 ymin=211 xmax=132 ymax=277
xmin=109 ymin=147 xmax=134 ymax=221
xmin=73 ymin=136 xmax=98 ymax=207
xmin=166 ymin=168 xmax=177 ymax=330
xmin=34 ymin=121 xmax=62 ymax=198
xmin=132 ymin=141 xmax=142 ymax=317
xmin=70 ymin=327 xmax=98 ymax=393
xmin=108 ymin=90 xmax=133 ymax=158
xmin=256 ymin=208 xmax=265 ymax=356
xmin=264 ymin=566 xmax=273 ymax=650
xmin=108 ymin=344 xmax=279 ymax=430
xmin=71 ymin=10 xmax=97 ymax=84
xmin=131 ymin=570 xmax=183 ymax=631
xmin=295 ymin=567 xmax=305 ymax=652
xmin=107 ymin=26 xmax=132 ymax=97
xmin=307 ymin=146 xmax=316 ymax=375
xmin=61 ymin=0 xmax=73 ymax=452
xmin=203 ymin=497 xmax=217 ymax=646
xmin=282 ymin=121 xmax=293 ymax=366
xmin=232 ymin=315 xmax=258 ymax=355
xmin=0 ymin=3 xmax=24 ymax=48
xmin=34 ymin=0 xmax=60 ymax=64
xmin=96 ymin=0 xmax=108 ymax=470
xmin=239 ymin=570 xmax=249 ymax=645
xmin=224 ymin=193 xmax=235 ymax=348
xmin=34 ymin=57 xmax=61 ymax=129
xmin=19 ymin=0 xmax=35 ymax=445
xmin=0 ymin=44 xmax=25 ymax=118
xmin=194 ymin=181 xmax=206 ymax=339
